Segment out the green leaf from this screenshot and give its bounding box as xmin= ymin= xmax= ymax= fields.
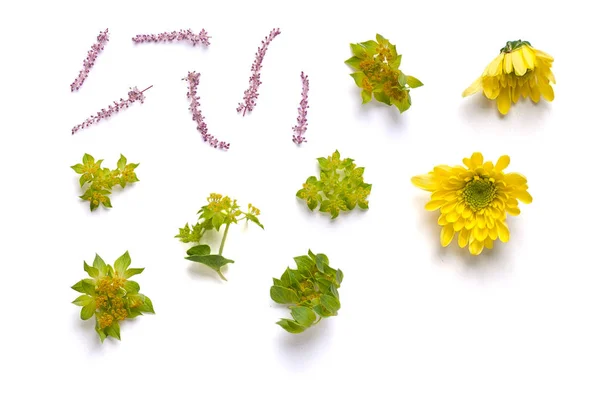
xmin=114 ymin=251 xmax=131 ymax=276
xmin=406 ymin=75 xmax=423 ymax=88
xmin=137 ymin=295 xmax=155 ymax=313
xmin=80 ymin=302 xmax=96 ymax=320
xmin=344 ymin=56 xmax=362 ymax=70
xmin=117 ymin=154 xmax=127 ymax=170
xmin=320 ymin=294 xmax=341 ymax=313
xmin=360 ymin=40 xmax=378 ymax=54
xmin=71 ymin=164 xmax=84 ymax=174
xmin=350 ymin=72 xmax=365 ymax=88
xmin=186 ymin=244 xmax=211 ymax=256
xmin=79 ymin=173 xmax=92 ymax=187
xmin=397 ymin=72 xmax=407 ymax=87
xmin=375 ymin=34 xmax=389 ymax=46
xmin=105 ymin=322 xmax=121 ymax=340
xmin=290 ymin=306 xmax=317 ymax=327
xmin=96 ymin=324 xmax=107 ymax=343
xmin=71 ymin=280 xmax=87 ymax=293
xmin=293 ymin=255 xmax=313 ymax=273
xmin=81 ymin=279 xmax=96 ymax=295
xmin=82 ymin=153 xmax=94 ymax=165
xmin=83 ymin=261 xmax=99 ymax=278
xmin=212 ymin=213 xmax=225 ymax=231
xmin=336 ymin=269 xmax=344 ymax=285
xmin=93 ymin=254 xmax=107 ymax=274
xmin=245 ymin=214 xmax=264 ymax=229
xmin=350 ymin=43 xmax=367 ymax=58
xmin=313 ymin=304 xmax=335 ymax=318
xmin=276 ymin=319 xmax=307 ymax=334
xmin=72 ymin=295 xmax=93 ymax=306
xmin=270 ymin=285 xmax=300 ymax=304
xmin=124 ymin=267 xmax=144 ymax=279
xmin=185 ymin=254 xmax=234 ymax=281
xmin=101 ymin=196 xmax=112 ymax=208
xmin=392 ymin=97 xmax=411 ymax=113
xmin=124 ymin=280 xmax=140 ymax=294
xmin=373 ymin=91 xmax=391 ymax=105
xmin=361 ymin=89 xmax=372 ymax=103
xmin=315 ymin=254 xmax=329 ymax=273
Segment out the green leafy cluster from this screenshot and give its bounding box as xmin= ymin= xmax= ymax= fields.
xmin=71 ymin=251 xmax=154 ymax=342
xmin=271 ymin=251 xmax=343 ymax=334
xmin=71 ymin=153 xmax=139 ymax=211
xmin=345 ymin=34 xmax=423 ymax=113
xmin=296 ymin=150 xmax=371 ymax=219
xmin=176 ymin=193 xmax=264 ymax=280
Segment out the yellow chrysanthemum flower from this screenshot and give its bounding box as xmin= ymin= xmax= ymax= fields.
xmin=411 ymin=152 xmax=532 ymax=255
xmin=462 ymin=40 xmax=555 ymax=115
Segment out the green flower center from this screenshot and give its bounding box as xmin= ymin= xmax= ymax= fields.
xmin=500 ymin=39 xmax=531 ymax=53
xmin=463 ymin=179 xmax=496 ymax=210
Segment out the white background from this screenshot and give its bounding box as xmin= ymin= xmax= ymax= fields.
xmin=0 ymin=0 xmax=599 ymax=392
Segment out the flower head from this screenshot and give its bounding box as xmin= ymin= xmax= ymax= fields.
xmin=463 ymin=40 xmax=555 ymax=114
xmin=411 ymin=152 xmax=532 ymax=255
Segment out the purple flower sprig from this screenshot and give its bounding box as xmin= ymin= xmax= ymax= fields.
xmin=71 ymin=86 xmax=152 ymax=135
xmin=132 ymin=29 xmax=210 ymax=47
xmin=71 ymin=28 xmax=109 ymax=92
xmin=292 ymin=72 xmax=310 ymax=145
xmin=183 ymin=72 xmax=229 ymax=150
xmin=237 ymin=28 xmax=281 ymax=116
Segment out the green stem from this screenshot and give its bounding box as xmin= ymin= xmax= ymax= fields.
xmin=219 ymin=222 xmax=231 ymax=256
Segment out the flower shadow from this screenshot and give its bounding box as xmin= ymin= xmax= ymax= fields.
xmin=275 ymin=318 xmax=333 ymax=370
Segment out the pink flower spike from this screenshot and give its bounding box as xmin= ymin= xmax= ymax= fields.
xmin=71 ymin=86 xmax=152 ymax=135
xmin=292 ymin=72 xmax=310 ymax=145
xmin=132 ymin=29 xmax=210 ymax=47
xmin=237 ymin=28 xmax=281 ymax=116
xmin=71 ymin=29 xmax=109 ymax=92
xmin=183 ymin=72 xmax=229 ymax=150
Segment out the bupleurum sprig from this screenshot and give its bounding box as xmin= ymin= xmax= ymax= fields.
xmin=237 ymin=28 xmax=281 ymax=116
xmin=132 ymin=28 xmax=210 ymax=47
xmin=71 ymin=28 xmax=109 ymax=92
xmin=292 ymin=72 xmax=309 ymax=145
xmin=71 ymin=86 xmax=152 ymax=135
xmin=183 ymin=72 xmax=229 ymax=150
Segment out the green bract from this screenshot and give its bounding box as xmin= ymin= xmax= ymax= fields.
xmin=345 ymin=33 xmax=423 ymax=113
xmin=271 ymin=250 xmax=343 ymax=334
xmin=71 ymin=153 xmax=139 ymax=211
xmin=296 ymin=150 xmax=371 ymax=219
xmin=176 ymin=193 xmax=264 ymax=280
xmin=71 ymin=251 xmax=154 ymax=342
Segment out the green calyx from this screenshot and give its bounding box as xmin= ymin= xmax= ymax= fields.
xmin=463 ymin=178 xmax=496 ymax=210
xmin=270 ymin=250 xmax=343 ymax=334
xmin=500 ymin=40 xmax=531 ymax=53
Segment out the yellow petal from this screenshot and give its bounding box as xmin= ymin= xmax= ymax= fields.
xmin=503 ymin=52 xmax=513 ymax=74
xmin=511 ymin=86 xmax=520 ymax=104
xmin=506 ymin=206 xmax=521 ymax=216
xmin=411 ymin=175 xmax=437 ymax=191
xmin=440 ymin=224 xmax=455 ymax=247
xmin=513 ymin=189 xmax=533 ymax=204
xmin=425 ymin=200 xmax=445 ymax=211
xmin=511 ymin=49 xmax=527 ymax=76
xmin=484 ymin=238 xmax=494 ymax=249
xmin=453 ymin=217 xmax=465 ymax=231
xmin=469 ymin=239 xmax=485 ymax=255
xmin=495 ymin=155 xmax=510 ymax=171
xmin=497 ymin=87 xmax=511 ymax=115
xmin=465 ymin=218 xmax=477 ymax=230
xmin=482 ymin=77 xmax=500 ymax=99
xmin=530 ymin=84 xmax=541 ymax=103
xmin=470 ymin=152 xmax=483 ymax=168
xmin=539 ymin=79 xmax=554 ymax=102
xmin=521 ymin=45 xmax=536 ymax=69
xmin=474 ymin=225 xmax=489 ymax=242
xmin=534 ymin=49 xmax=554 ymax=62
xmin=463 ymin=78 xmax=482 ymax=97
xmin=462 ymin=207 xmax=473 ymax=219
xmin=446 ymin=211 xmax=460 ymax=222
xmin=485 ymin=54 xmax=504 ymax=76
xmin=438 ymin=215 xmax=448 ymax=226
xmin=488 ymin=225 xmax=498 ymax=240
xmin=497 ymin=221 xmax=510 ymax=242
xmin=458 ymin=228 xmax=470 ymax=248
xmin=476 ymin=212 xmax=486 ymax=228
xmin=504 ymin=173 xmax=527 ymax=186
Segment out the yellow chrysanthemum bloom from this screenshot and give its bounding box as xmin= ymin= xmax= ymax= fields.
xmin=462 ymin=40 xmax=555 ymax=115
xmin=411 ymin=152 xmax=532 ymax=255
